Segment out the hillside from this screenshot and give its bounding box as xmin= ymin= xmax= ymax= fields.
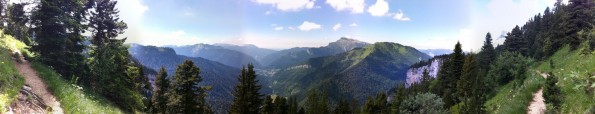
xmin=166 ymin=44 xmax=261 ymax=68
xmin=213 ymin=43 xmax=277 ymax=63
xmin=262 ymin=37 xmax=370 ymax=67
xmin=272 ymin=42 xmax=430 ymax=102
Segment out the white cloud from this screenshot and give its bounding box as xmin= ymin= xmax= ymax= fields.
xmin=349 ymin=23 xmax=358 ymax=27
xmin=367 ymin=0 xmax=389 ymax=16
xmin=298 ymin=21 xmax=322 ymax=31
xmin=116 ymin=0 xmax=149 ymax=43
xmin=274 ymin=26 xmax=284 ymax=30
xmin=265 ymin=11 xmax=273 ymax=15
xmin=253 ymin=0 xmax=316 ymax=11
xmin=332 ymin=23 xmax=342 ymax=31
xmin=326 ymin=0 xmax=366 ymax=13
xmin=393 ymin=10 xmax=411 ymax=21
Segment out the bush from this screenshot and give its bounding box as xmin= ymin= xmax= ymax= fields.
xmin=543 ymin=72 xmax=562 ymax=109
xmin=487 ymin=51 xmax=533 ymax=89
xmin=400 ymin=93 xmax=448 ymax=114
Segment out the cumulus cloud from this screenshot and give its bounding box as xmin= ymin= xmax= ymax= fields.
xmin=326 ymin=0 xmax=366 ymax=13
xmin=333 ymin=23 xmax=342 ymax=31
xmin=393 ymin=10 xmax=411 ymax=21
xmin=367 ymin=0 xmax=389 ymax=16
xmin=298 ymin=21 xmax=322 ymax=31
xmin=274 ymin=26 xmax=284 ymax=30
xmin=252 ymin=0 xmax=316 ymax=11
xmin=116 ymin=0 xmax=149 ymax=43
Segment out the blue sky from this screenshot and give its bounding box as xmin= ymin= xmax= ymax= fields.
xmin=116 ymin=0 xmax=563 ymax=51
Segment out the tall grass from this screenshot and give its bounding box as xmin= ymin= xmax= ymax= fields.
xmin=536 ymin=46 xmax=595 ymax=113
xmin=0 ymin=48 xmax=25 ymax=112
xmin=484 ymin=70 xmax=545 ymax=114
xmin=31 ymin=62 xmax=125 ymax=114
xmin=0 ymin=31 xmax=26 ymax=112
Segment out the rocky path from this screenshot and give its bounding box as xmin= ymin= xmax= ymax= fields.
xmin=9 ymin=52 xmax=64 ymax=114
xmin=527 ymin=72 xmax=548 ymax=114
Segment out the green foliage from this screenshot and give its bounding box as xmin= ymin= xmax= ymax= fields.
xmin=487 ymin=52 xmax=533 ymax=89
xmin=435 ymin=42 xmax=465 ymax=107
xmin=152 ymin=67 xmax=169 ymax=114
xmin=287 ymin=97 xmax=301 ymax=114
xmin=6 ymin=3 xmax=31 ymax=45
xmin=362 ymin=93 xmax=389 ymax=114
xmin=544 ymin=71 xmax=562 ymax=110
xmin=88 ymin=40 xmax=145 ymax=111
xmin=31 ymin=62 xmax=124 ymax=113
xmin=484 ymin=70 xmax=544 ymax=114
xmin=333 ymin=98 xmax=352 ymax=114
xmin=478 ymin=32 xmax=496 ymax=72
xmin=230 ymin=64 xmax=262 ymax=114
xmin=0 ymin=46 xmax=24 ymax=113
xmin=304 ymin=89 xmax=330 ymax=114
xmin=167 ymin=60 xmax=210 ymax=114
xmin=504 ymin=26 xmax=529 ymax=56
xmin=31 ymin=0 xmax=88 ymax=80
xmin=261 ymin=95 xmax=274 ymax=114
xmin=457 ymin=53 xmax=486 ymax=113
xmin=399 ymin=93 xmax=447 ymax=114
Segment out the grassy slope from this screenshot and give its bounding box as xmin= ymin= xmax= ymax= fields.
xmin=484 ymin=73 xmax=544 ymax=114
xmin=31 ymin=61 xmax=125 ymax=114
xmin=0 ymin=32 xmax=26 ymax=112
xmin=0 ymin=31 xmax=125 ymax=113
xmin=486 ymin=46 xmax=595 ymax=113
xmin=0 ymin=46 xmax=25 ymax=113
xmin=535 ymin=46 xmax=595 ymax=113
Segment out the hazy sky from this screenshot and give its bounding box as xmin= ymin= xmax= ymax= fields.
xmin=116 ymin=0 xmax=565 ymax=51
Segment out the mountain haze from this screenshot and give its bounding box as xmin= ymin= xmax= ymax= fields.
xmin=166 ymin=44 xmax=261 ymax=68
xmin=262 ymin=37 xmax=370 ymax=67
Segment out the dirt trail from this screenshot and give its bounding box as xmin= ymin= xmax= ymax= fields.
xmin=527 ymin=72 xmax=548 ymax=114
xmin=11 ymin=52 xmax=64 ymax=114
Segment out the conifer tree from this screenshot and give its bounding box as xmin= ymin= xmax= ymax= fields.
xmin=333 ymin=98 xmax=352 ymax=114
xmin=273 ymin=96 xmax=288 ymax=114
xmin=230 ymin=64 xmax=262 ymax=114
xmin=457 ymin=54 xmax=480 ymax=113
xmin=261 ymin=96 xmax=274 ymax=114
xmin=152 ymin=67 xmax=169 ymax=114
xmin=288 ymin=97 xmax=299 ymax=114
xmin=31 ymin=0 xmax=88 ymax=80
xmin=168 ymin=60 xmax=210 ymax=114
xmin=478 ymin=32 xmax=496 ymax=71
xmin=305 ymin=89 xmax=330 ymax=114
xmin=504 ymin=25 xmax=528 ymax=56
xmin=442 ymin=41 xmax=465 ymax=107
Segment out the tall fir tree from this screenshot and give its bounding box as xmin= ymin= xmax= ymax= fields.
xmin=478 ymin=32 xmax=496 ymax=72
xmin=152 ymin=67 xmax=169 ymax=114
xmin=503 ymin=25 xmax=528 ymax=56
xmin=230 ymin=64 xmax=263 ymax=114
xmin=261 ymin=96 xmax=274 ymax=114
xmin=305 ymin=89 xmax=330 ymax=114
xmin=168 ymin=60 xmax=210 ymax=114
xmin=31 ymin=0 xmax=88 ymax=80
xmin=6 ymin=2 xmax=30 ymax=45
xmin=457 ymin=54 xmax=480 ymax=113
xmin=442 ymin=41 xmax=465 ymax=107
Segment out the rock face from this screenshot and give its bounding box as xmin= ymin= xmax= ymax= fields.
xmin=406 ymin=58 xmax=444 ymax=87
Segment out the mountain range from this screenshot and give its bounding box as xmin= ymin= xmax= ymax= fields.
xmin=129 ymin=37 xmax=436 ymax=108
xmin=271 ymin=42 xmax=431 ymax=102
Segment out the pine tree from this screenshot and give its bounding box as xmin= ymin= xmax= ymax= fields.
xmin=230 ymin=64 xmax=262 ymax=114
xmin=478 ymin=32 xmax=496 ymax=72
xmin=167 ymin=60 xmax=210 ymax=114
xmin=566 ymin=0 xmax=595 ymax=49
xmin=261 ymin=96 xmax=274 ymax=114
xmin=441 ymin=41 xmax=465 ymax=107
xmin=544 ymin=60 xmax=562 ymax=109
xmin=420 ymin=68 xmax=432 ymax=93
xmin=333 ymin=98 xmax=352 ymax=114
xmin=305 ymin=89 xmax=330 ymax=114
xmin=6 ymin=2 xmax=30 ymax=44
xmin=152 ymin=67 xmax=169 ymax=114
xmin=391 ymin=84 xmax=406 ymax=114
xmin=503 ymin=25 xmax=528 ymax=56
xmin=31 ymin=0 xmax=88 ymax=81
xmin=288 ymin=97 xmax=299 ymax=114
xmin=273 ymin=96 xmax=288 ymax=114
xmin=457 ymin=54 xmax=480 ymax=113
